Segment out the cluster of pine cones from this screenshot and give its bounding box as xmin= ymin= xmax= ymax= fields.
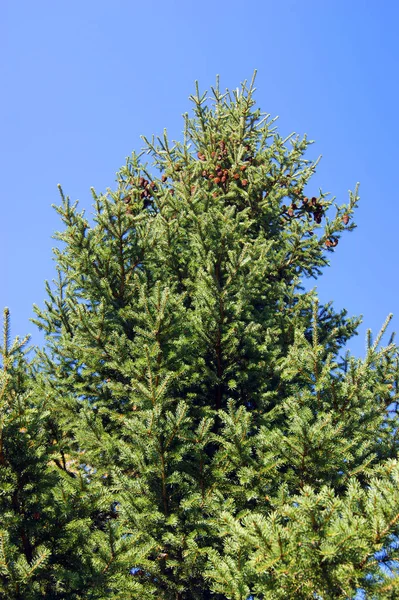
xmin=197 ymin=140 xmax=252 ymax=194
xmin=124 ymin=176 xmax=157 ymax=212
xmin=284 ymin=195 xmax=325 ymax=224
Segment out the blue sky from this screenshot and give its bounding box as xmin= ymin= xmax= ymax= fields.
xmin=2 ymin=0 xmax=398 ymax=357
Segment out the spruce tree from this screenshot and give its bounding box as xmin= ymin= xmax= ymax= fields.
xmin=0 ymin=308 xmax=126 ymax=599
xmin=28 ymin=73 xmax=399 ymax=599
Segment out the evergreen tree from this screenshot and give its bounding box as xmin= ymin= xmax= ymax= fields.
xmin=27 ymin=73 xmax=399 ymax=598
xmin=0 ymin=308 xmax=126 ymax=598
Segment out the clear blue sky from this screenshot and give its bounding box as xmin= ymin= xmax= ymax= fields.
xmin=2 ymin=0 xmax=398 ymax=357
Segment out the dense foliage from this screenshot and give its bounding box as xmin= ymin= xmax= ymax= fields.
xmin=1 ymin=75 xmax=399 ymax=599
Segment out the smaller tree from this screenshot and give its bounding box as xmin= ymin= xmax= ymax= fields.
xmin=0 ymin=308 xmax=110 ymax=599
xmin=205 ymin=309 xmax=399 ymax=599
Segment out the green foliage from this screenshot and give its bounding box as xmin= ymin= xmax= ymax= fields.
xmin=3 ymin=74 xmax=398 ymax=598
